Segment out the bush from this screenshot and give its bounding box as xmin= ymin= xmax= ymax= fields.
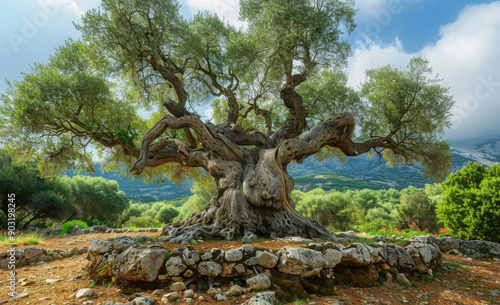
xmin=123 ymin=216 xmax=162 ymax=228
xmin=437 ymin=162 xmax=500 ymax=242
xmin=61 ymin=220 xmax=89 ymax=235
xmin=356 ymin=218 xmax=392 ymax=234
xmin=156 ymin=206 xmax=179 ymax=224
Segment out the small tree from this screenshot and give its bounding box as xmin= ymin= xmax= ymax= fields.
xmin=68 ymin=176 xmax=129 ymax=223
xmin=394 ymin=186 xmax=439 ymax=232
xmin=156 ymin=206 xmax=179 ymax=224
xmin=437 ymin=162 xmax=500 ymax=242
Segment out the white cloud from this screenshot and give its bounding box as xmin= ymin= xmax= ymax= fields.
xmin=347 ymin=37 xmax=413 ymax=88
xmin=347 ymin=2 xmax=500 ymax=140
xmin=37 ymin=0 xmax=83 ymax=16
xmin=204 ymin=108 xmax=214 ymax=121
xmin=185 ymin=0 xmax=244 ymax=28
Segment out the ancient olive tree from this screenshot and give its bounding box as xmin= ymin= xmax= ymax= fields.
xmin=0 ymin=0 xmax=454 ymax=241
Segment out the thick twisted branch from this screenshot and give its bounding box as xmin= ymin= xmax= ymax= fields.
xmin=130 ymin=115 xmax=245 ymax=174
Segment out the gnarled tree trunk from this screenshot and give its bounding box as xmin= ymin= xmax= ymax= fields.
xmin=165 ymin=147 xmax=330 ymax=242
xmin=128 ymin=111 xmax=375 ymax=242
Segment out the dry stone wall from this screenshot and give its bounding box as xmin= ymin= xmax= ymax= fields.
xmin=84 ymin=236 xmax=443 ymax=297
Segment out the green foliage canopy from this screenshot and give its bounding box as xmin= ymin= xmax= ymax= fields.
xmin=0 ymin=0 xmax=454 ymax=190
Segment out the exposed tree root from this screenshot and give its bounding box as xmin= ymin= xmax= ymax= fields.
xmin=161 ymin=195 xmax=333 ymax=243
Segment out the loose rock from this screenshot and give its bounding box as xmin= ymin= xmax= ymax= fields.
xmin=76 ymin=288 xmax=94 ymax=299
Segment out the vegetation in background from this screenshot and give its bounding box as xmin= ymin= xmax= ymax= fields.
xmin=123 ymin=216 xmax=162 ymax=228
xmin=66 ymin=175 xmax=129 ymax=223
xmin=293 ymin=183 xmax=443 ymax=235
xmin=0 ymin=148 xmax=129 ymax=229
xmin=175 ymin=177 xmax=217 ymax=222
xmin=0 ymin=148 xmax=74 ymax=228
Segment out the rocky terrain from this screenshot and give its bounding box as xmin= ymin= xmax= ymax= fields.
xmin=0 ymin=229 xmax=499 ymax=304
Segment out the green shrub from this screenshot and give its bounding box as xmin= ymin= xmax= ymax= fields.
xmin=123 ymin=216 xmax=162 ymax=228
xmin=61 ymin=220 xmax=89 ymax=235
xmin=155 ymin=206 xmax=179 ymax=224
xmin=437 ymin=162 xmax=500 ymax=242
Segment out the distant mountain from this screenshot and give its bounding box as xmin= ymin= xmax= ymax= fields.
xmin=289 ymin=136 xmax=500 ymax=190
xmin=71 ymin=136 xmax=500 ymax=202
xmin=450 ymin=137 xmax=500 ymax=165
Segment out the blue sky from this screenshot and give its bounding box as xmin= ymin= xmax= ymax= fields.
xmin=1 ymin=0 xmax=499 ymax=140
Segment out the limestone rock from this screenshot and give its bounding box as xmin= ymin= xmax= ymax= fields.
xmin=246 ymin=274 xmax=271 ymax=290
xmin=170 ymin=281 xmax=186 ymax=292
xmin=130 ymin=296 xmax=155 ymax=305
xmin=214 ymin=293 xmax=228 ymax=301
xmin=111 ymin=246 xmax=168 ymax=282
xmin=396 ymin=273 xmax=411 ymax=288
xmin=184 ymin=289 xmax=195 ymax=298
xmin=89 ymin=239 xmax=113 ymax=255
xmin=70 ymin=225 xmax=82 ymax=235
xmin=152 ymin=289 xmax=165 ymax=295
xmin=323 ymin=249 xmax=342 ymax=268
xmin=23 ymin=248 xmax=44 ymax=260
xmin=405 ymin=242 xmax=440 ymax=273
xmin=229 ymin=285 xmax=243 ymax=296
xmin=76 ymin=288 xmax=94 ymax=298
xmin=255 ymin=251 xmax=279 ymax=268
xmin=165 ymin=256 xmax=187 ymax=276
xmin=247 ymin=291 xmax=276 ymax=305
xmin=340 ymin=243 xmax=373 ymax=267
xmin=181 ymin=247 xmax=200 ymax=265
xmin=162 ymin=291 xmax=179 ymax=303
xmin=225 ymin=249 xmax=243 ymax=262
xmin=277 ymin=246 xmax=327 ymax=277
xmin=183 ymin=269 xmax=195 ymax=278
xmin=79 ymin=246 xmax=89 ymax=255
xmin=91 ymin=225 xmax=109 ymax=233
xmin=333 ymin=264 xmax=379 ymax=288
xmin=198 ymin=261 xmax=222 ymax=277
xmin=395 ymin=246 xmax=416 ymax=272
xmin=112 ymin=238 xmax=135 ymax=252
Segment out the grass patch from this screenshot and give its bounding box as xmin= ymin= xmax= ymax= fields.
xmin=292 ymin=296 xmax=310 ymax=305
xmin=356 ymin=237 xmax=375 ymax=243
xmin=0 ymin=232 xmax=46 ymax=246
xmin=103 ymin=281 xmax=113 ymax=288
xmin=418 ymin=274 xmax=434 ymax=282
xmin=442 ymin=261 xmax=469 ymax=271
